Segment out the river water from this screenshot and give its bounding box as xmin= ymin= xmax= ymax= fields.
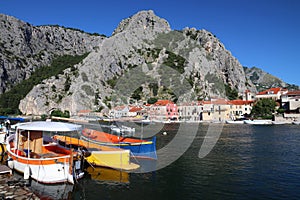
xmin=13 ymin=123 xmax=300 ymax=199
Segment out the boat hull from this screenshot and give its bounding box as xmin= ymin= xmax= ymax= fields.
xmin=81 ymin=128 xmax=157 ymax=160
xmin=6 ymin=148 xmax=82 ymax=184
xmin=53 ymin=135 xmax=140 ymax=170
xmin=225 ymin=120 xmax=244 ymax=124
xmin=86 ymin=150 xmax=139 ymax=170
xmin=244 ymin=120 xmax=272 ymax=125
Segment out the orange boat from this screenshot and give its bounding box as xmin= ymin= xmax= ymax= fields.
xmin=81 ymin=128 xmax=157 ymax=160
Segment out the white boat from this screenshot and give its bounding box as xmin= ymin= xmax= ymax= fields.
xmin=225 ymin=120 xmax=245 ymax=124
xmin=244 ymin=120 xmax=272 ymax=125
xmin=0 ymin=125 xmax=7 ymax=144
xmin=271 ymin=121 xmax=292 ymax=125
xmin=292 ymin=121 xmax=300 ymax=125
xmin=6 ymin=121 xmax=85 ymax=184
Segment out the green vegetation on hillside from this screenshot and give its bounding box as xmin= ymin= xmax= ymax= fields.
xmin=163 ymin=50 xmax=186 ymax=74
xmin=225 ymin=84 xmax=238 ymax=100
xmin=0 ymin=53 xmax=89 ymax=115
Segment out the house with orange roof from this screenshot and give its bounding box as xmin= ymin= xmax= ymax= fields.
xmin=149 ymin=100 xmax=179 ymax=122
xmin=128 ymin=106 xmax=146 ymax=117
xmin=109 ymin=105 xmax=129 ymax=118
xmin=256 ymin=88 xmax=288 ymax=101
xmin=200 ymin=99 xmax=232 ymax=122
xmin=228 ymin=100 xmax=254 ymax=119
xmin=78 ymin=110 xmax=92 ymax=116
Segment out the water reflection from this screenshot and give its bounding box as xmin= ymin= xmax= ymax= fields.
xmin=85 ymin=167 xmax=129 ymax=184
xmin=2 ymin=123 xmax=300 ymax=199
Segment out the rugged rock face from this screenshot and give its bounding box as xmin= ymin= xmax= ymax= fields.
xmin=244 ymin=67 xmax=299 ymax=91
xmin=2 ymin=10 xmax=284 ymax=116
xmin=0 ymin=14 xmax=104 ymax=94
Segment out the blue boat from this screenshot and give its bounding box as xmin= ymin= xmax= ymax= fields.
xmin=81 ymin=128 xmax=157 ymax=160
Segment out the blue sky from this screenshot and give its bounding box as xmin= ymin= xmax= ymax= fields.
xmin=1 ymin=0 xmax=300 ymax=86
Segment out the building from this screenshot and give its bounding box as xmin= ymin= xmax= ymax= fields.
xmin=128 ymin=106 xmax=146 ymax=118
xmin=149 ymin=100 xmax=178 ymax=122
xmin=178 ymin=102 xmax=203 ymax=122
xmin=243 ymin=90 xmax=256 ymax=101
xmin=109 ymin=105 xmax=129 ymax=118
xmin=201 ymin=99 xmax=231 ymax=122
xmin=228 ymin=100 xmax=254 ymax=119
xmin=256 ymin=88 xmax=288 ymax=101
xmin=281 ymin=90 xmax=300 ymax=118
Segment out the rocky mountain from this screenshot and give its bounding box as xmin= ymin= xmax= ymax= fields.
xmin=0 ymin=14 xmax=104 ymax=94
xmin=1 ymin=10 xmax=294 ymax=116
xmin=244 ymin=67 xmax=299 ymax=91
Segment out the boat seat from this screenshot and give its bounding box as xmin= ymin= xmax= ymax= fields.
xmin=38 ymin=152 xmax=59 ymax=158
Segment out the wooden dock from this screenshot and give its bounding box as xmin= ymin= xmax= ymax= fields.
xmin=0 ymin=165 xmax=12 ymax=175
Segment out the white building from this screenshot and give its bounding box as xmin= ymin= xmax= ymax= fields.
xmin=256 ymin=88 xmax=288 ymax=101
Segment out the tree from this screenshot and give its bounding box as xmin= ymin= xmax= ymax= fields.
xmin=225 ymin=84 xmax=238 ymax=100
xmin=147 ymin=97 xmax=158 ymax=104
xmin=50 ymin=109 xmax=70 ymax=118
xmin=251 ymin=99 xmax=276 ymax=119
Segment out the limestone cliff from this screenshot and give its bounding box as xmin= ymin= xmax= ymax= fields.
xmin=0 ymin=14 xmax=104 ymax=94
xmin=0 ymin=11 xmax=272 ymax=115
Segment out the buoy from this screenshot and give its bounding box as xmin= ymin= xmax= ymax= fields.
xmin=7 ymin=159 xmax=14 ymax=169
xmin=162 ymin=131 xmax=167 ymax=136
xmin=24 ymin=166 xmax=31 ymax=180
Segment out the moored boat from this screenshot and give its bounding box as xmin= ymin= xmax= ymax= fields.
xmin=271 ymin=121 xmax=292 ymax=125
xmin=225 ymin=120 xmax=245 ymax=124
xmin=292 ymin=121 xmax=300 ymax=125
xmin=6 ymin=121 xmax=85 ymax=184
xmin=53 ymin=135 xmax=140 ymax=170
xmin=244 ymin=120 xmax=272 ymax=125
xmin=81 ymin=128 xmax=157 ymax=160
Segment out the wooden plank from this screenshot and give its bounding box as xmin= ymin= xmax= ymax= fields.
xmin=0 ymin=165 xmax=12 ymax=175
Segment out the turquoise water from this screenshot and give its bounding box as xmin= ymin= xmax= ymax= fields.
xmin=28 ymin=124 xmax=300 ymax=199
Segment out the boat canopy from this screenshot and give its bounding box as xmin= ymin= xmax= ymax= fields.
xmin=0 ymin=116 xmax=25 ymax=122
xmin=15 ymin=121 xmax=81 ymax=132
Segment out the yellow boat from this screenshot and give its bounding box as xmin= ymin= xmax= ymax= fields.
xmin=0 ymin=129 xmax=7 ymax=155
xmin=53 ymin=135 xmax=139 ymax=171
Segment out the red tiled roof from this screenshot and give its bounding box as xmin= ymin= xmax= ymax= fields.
xmin=78 ymin=110 xmax=91 ymax=114
xmin=154 ymin=100 xmax=174 ymax=106
xmin=113 ymin=105 xmax=127 ymax=111
xmin=211 ymin=99 xmax=230 ymax=105
xmin=200 ymin=99 xmax=230 ymax=105
xmin=257 ymin=87 xmax=287 ymax=95
xmin=129 ymin=107 xmax=142 ymax=112
xmin=229 ymin=100 xmax=254 ymax=105
xmin=287 ymin=90 xmax=300 ymax=96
